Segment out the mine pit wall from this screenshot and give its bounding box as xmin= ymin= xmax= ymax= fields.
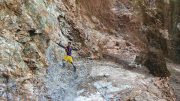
xmin=0 ymin=0 xmax=177 ymax=77
xmin=138 ymin=0 xmax=180 ymax=64
xmin=74 ymin=0 xmax=180 ymax=64
xmin=0 ymin=0 xmax=178 ymax=100
xmin=131 ymin=0 xmax=180 ymax=77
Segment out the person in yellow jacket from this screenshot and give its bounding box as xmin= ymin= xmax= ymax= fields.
xmin=58 ymin=42 xmax=76 ymax=72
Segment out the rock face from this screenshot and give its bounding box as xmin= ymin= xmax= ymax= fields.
xmin=0 ymin=0 xmax=178 ymax=101
xmin=168 ymin=0 xmax=180 ymax=62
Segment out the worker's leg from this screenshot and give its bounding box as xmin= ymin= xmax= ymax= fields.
xmin=71 ymin=62 xmax=76 ymax=72
xmin=62 ymin=59 xmax=65 ymax=68
xmin=62 ymin=56 xmax=68 ymax=68
xmin=67 ymin=56 xmax=76 ymax=72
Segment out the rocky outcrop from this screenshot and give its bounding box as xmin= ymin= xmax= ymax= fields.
xmin=133 ymin=0 xmax=176 ymax=77
xmin=135 ymin=0 xmax=180 ymax=64
xmin=135 ymin=51 xmax=170 ymax=77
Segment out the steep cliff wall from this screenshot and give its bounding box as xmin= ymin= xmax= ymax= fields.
xmin=0 ymin=0 xmax=177 ymax=100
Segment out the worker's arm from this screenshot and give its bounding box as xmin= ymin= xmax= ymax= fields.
xmin=70 ymin=46 xmax=80 ymax=51
xmin=72 ymin=47 xmax=78 ymax=51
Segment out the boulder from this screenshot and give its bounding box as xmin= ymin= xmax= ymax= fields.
xmin=144 ymin=51 xmax=170 ymax=77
